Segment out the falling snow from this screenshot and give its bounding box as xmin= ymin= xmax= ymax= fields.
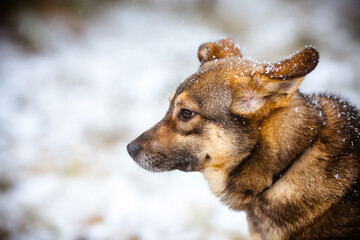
xmin=0 ymin=1 xmax=359 ymax=239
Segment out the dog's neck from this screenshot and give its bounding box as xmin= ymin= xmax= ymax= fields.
xmin=218 ymin=92 xmax=338 ymax=239
xmin=202 ymin=92 xmax=322 ymax=208
xmin=202 ymin=92 xmax=326 ymax=220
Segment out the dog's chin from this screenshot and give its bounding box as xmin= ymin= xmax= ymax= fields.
xmin=173 ymin=160 xmax=199 ymax=172
xmin=133 ymin=153 xmax=199 ymax=172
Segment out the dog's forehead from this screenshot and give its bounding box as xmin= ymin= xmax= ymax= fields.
xmin=175 ymin=57 xmax=257 ymax=95
xmin=183 ymin=58 xmax=250 ymax=83
xmin=201 ymin=57 xmax=259 ymax=76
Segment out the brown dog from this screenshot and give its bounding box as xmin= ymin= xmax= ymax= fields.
xmin=127 ymin=38 xmax=360 ymax=239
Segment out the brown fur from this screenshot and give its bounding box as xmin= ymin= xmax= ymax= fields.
xmin=127 ymin=38 xmax=360 ymax=239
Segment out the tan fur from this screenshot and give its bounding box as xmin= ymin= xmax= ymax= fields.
xmin=169 ymin=90 xmax=176 ymax=104
xmin=200 ymin=123 xmax=244 ymax=197
xmin=128 ymin=38 xmax=360 ymax=239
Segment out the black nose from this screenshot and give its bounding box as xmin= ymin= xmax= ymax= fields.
xmin=127 ymin=142 xmax=140 ymax=158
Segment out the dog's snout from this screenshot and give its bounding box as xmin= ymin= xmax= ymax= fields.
xmin=127 ymin=141 xmax=141 ymax=158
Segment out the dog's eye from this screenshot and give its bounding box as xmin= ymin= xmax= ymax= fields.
xmin=179 ymin=109 xmax=196 ymax=121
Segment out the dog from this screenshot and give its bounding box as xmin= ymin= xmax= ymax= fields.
xmin=127 ymin=38 xmax=360 ymax=239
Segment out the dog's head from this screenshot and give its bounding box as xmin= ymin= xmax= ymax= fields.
xmin=127 ymin=38 xmax=319 ymax=178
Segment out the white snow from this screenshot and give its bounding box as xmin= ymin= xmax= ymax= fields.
xmin=0 ymin=0 xmax=359 ymax=239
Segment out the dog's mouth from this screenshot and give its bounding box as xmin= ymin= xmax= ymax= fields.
xmin=127 ymin=139 xmax=200 ymax=172
xmin=131 ymin=150 xmax=199 ymax=173
xmin=130 ymin=151 xmax=167 ymax=172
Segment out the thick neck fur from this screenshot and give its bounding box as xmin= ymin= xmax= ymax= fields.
xmin=222 ymin=92 xmax=322 ymax=208
xmin=219 ymin=92 xmax=360 ymax=239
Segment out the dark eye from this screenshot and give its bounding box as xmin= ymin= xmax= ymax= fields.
xmin=179 ymin=109 xmax=196 ymax=121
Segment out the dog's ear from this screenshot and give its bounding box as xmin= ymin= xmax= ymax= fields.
xmin=230 ymin=47 xmax=319 ymax=118
xmin=262 ymin=47 xmax=319 ymax=80
xmin=198 ymin=37 xmax=242 ymax=63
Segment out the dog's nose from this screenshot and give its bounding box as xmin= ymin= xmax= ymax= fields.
xmin=127 ymin=142 xmax=141 ymax=158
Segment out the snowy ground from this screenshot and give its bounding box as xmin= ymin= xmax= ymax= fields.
xmin=0 ymin=0 xmax=359 ymax=239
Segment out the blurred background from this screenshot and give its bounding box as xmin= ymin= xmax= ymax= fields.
xmin=0 ymin=0 xmax=359 ymax=239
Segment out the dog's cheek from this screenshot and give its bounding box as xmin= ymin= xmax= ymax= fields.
xmin=197 ymin=123 xmax=257 ymax=196
xmin=199 ymin=124 xmax=239 ymax=163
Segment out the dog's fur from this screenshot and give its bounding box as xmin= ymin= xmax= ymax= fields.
xmin=127 ymin=38 xmax=360 ymax=239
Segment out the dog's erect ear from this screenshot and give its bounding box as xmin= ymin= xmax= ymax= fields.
xmin=230 ymin=47 xmax=319 ymax=118
xmin=198 ymin=38 xmax=242 ymax=63
xmin=262 ymin=47 xmax=319 ymax=80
